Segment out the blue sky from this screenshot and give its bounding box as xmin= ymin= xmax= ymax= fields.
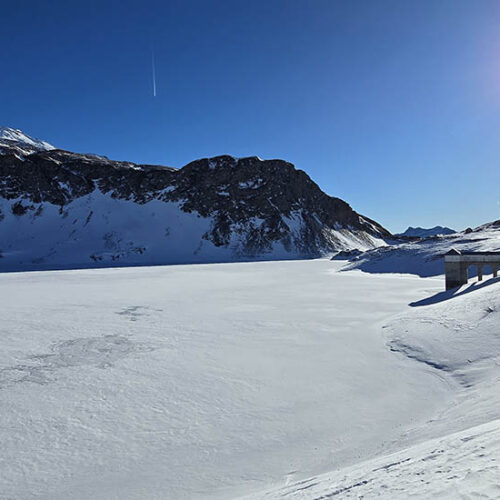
xmin=1 ymin=0 xmax=499 ymax=232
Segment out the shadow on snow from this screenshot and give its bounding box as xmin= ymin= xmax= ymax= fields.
xmin=410 ymin=276 xmax=500 ymax=307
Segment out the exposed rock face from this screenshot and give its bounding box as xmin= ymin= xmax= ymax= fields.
xmin=0 ymin=128 xmax=391 ymax=271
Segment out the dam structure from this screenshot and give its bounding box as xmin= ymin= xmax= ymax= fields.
xmin=445 ymin=249 xmax=500 ymax=290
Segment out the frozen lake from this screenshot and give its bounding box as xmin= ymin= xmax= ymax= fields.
xmin=0 ymin=260 xmax=451 ymax=499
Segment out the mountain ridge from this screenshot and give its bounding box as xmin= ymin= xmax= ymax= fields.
xmin=396 ymin=226 xmax=456 ymax=238
xmin=0 ymin=128 xmax=391 ymax=271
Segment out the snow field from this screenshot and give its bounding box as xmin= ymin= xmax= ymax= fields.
xmin=0 ymin=260 xmax=451 ymax=499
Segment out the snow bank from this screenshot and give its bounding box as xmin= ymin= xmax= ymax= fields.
xmin=387 ymin=279 xmax=500 ymax=382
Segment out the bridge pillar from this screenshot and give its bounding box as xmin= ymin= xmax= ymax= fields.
xmin=494 ymin=265 xmax=498 ymax=278
xmin=478 ymin=264 xmax=483 ymax=281
xmin=445 ymin=260 xmax=468 ymax=290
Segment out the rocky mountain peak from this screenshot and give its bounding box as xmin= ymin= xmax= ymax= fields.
xmin=0 ymin=127 xmax=55 ymax=154
xmin=0 ymin=130 xmax=392 ymax=271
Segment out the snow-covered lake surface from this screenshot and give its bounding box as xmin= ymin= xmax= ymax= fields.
xmin=1 ymin=260 xmax=498 ymax=499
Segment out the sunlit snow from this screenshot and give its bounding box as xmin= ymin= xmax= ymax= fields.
xmin=2 ymin=259 xmax=498 ymax=498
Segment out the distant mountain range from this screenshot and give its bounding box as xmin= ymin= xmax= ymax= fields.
xmin=396 ymin=226 xmax=456 ymax=238
xmin=0 ymin=127 xmax=391 ymax=271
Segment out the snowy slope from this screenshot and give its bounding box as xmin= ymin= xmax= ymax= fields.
xmin=245 ymin=278 xmax=500 ymax=499
xmin=0 ymin=126 xmax=54 ymax=155
xmin=244 ymin=418 xmax=500 ymax=499
xmin=0 ymin=192 xmax=233 ymax=270
xmin=343 ymin=221 xmax=500 ymax=277
xmin=0 ymin=191 xmax=386 ymax=272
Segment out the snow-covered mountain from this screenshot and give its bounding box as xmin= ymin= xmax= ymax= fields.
xmin=396 ymin=225 xmax=456 ymax=238
xmin=342 ymin=220 xmax=500 ymax=277
xmin=0 ymin=126 xmax=54 ymax=156
xmin=0 ymin=128 xmax=390 ymax=271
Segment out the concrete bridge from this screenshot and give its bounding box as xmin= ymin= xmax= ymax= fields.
xmin=445 ymin=249 xmax=500 ymax=290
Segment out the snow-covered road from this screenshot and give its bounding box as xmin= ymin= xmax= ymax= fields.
xmin=0 ymin=260 xmax=458 ymax=498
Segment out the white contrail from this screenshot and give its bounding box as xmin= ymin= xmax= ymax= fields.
xmin=151 ymin=49 xmax=157 ymax=97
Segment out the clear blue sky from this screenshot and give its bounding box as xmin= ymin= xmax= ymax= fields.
xmin=1 ymin=0 xmax=499 ymax=232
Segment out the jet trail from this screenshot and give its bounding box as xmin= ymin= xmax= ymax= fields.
xmin=151 ymin=49 xmax=157 ymax=97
